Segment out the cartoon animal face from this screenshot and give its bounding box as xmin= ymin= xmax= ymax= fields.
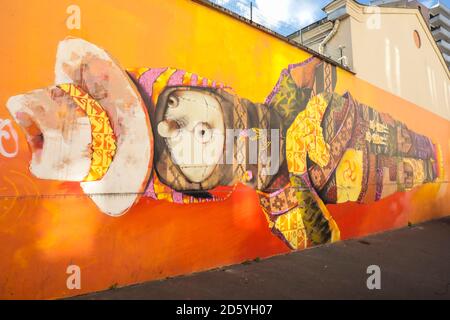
xmin=156 ymin=90 xmax=225 ymax=183
xmin=7 ymin=86 xmax=92 ymax=181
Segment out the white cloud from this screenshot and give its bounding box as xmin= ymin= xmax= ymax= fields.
xmin=211 ymin=0 xmax=325 ymax=32
xmin=294 ymin=2 xmax=319 ymax=27
xmin=251 ymin=0 xmax=325 ymax=32
xmin=215 ymin=0 xmax=232 ymax=5
xmin=254 ymin=0 xmax=291 ymax=25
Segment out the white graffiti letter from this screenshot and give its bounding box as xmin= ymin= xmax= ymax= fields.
xmin=0 ymin=118 xmax=19 ymax=158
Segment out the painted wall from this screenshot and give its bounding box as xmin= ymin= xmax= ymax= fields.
xmin=0 ymin=0 xmax=449 ymax=299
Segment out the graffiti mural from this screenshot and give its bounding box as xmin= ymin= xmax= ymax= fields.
xmin=6 ymin=38 xmax=442 ymax=251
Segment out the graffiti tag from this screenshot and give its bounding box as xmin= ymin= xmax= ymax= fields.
xmin=0 ymin=118 xmax=19 ymax=158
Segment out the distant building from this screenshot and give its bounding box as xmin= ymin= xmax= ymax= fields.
xmin=287 ymin=0 xmax=450 ymax=120
xmin=429 ymin=2 xmax=450 ymax=68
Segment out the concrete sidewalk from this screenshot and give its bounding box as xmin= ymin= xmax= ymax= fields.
xmin=73 ymin=217 xmax=450 ymax=300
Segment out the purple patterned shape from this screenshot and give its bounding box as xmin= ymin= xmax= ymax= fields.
xmin=143 ymin=177 xmax=157 ymax=200
xmin=138 ymin=68 xmax=167 ymax=102
xmin=167 ymin=69 xmax=185 ymax=86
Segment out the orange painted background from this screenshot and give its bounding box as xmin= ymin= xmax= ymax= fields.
xmin=0 ymin=0 xmax=449 ymax=299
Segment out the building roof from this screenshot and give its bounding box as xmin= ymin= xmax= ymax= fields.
xmin=288 ymin=0 xmax=450 ymax=78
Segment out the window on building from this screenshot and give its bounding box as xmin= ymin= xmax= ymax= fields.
xmin=413 ymin=30 xmax=421 ymax=48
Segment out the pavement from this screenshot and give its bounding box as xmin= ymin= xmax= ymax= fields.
xmin=72 ymin=217 xmax=450 ymax=300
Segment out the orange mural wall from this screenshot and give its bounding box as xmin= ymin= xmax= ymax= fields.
xmin=0 ymin=0 xmax=449 ymax=299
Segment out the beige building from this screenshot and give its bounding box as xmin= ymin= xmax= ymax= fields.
xmin=288 ymin=0 xmax=450 ymax=120
xmin=370 ymin=0 xmax=450 ymax=68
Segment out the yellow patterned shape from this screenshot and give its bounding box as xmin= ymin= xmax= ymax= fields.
xmin=336 ymin=149 xmax=363 ymax=203
xmin=182 ymin=71 xmax=193 ymax=86
xmin=403 ymin=158 xmax=426 ymax=188
xmin=58 ymin=84 xmax=117 ymax=182
xmin=152 ymin=68 xmax=177 ymax=106
xmin=153 ymin=176 xmax=174 ymax=202
xmin=126 ymin=67 xmax=150 ymax=80
xmin=274 ymin=207 xmax=308 ymax=250
xmin=286 ymin=94 xmax=330 ymax=175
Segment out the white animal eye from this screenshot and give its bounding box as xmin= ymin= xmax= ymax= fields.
xmin=167 ymin=95 xmax=179 ymax=108
xmin=194 ymin=122 xmax=212 ymax=144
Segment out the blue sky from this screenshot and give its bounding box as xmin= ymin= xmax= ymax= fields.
xmin=211 ymin=0 xmax=450 ymax=36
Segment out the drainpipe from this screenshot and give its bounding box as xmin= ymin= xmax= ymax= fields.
xmin=318 ymin=19 xmax=341 ymax=55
